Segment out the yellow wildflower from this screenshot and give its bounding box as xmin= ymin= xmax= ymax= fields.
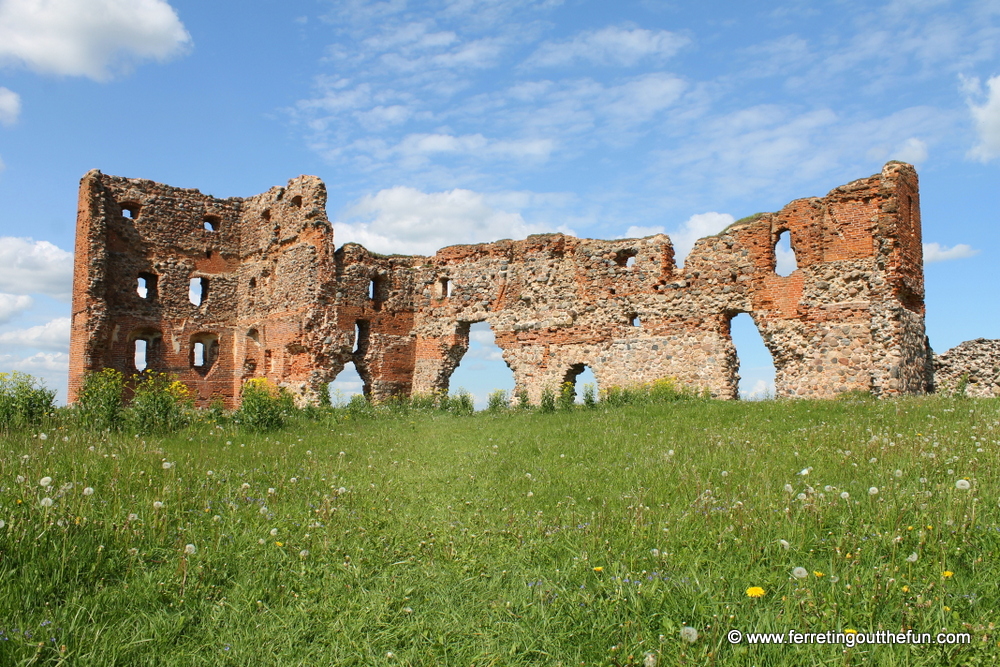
xmin=746 ymin=586 xmax=766 ymax=598
xmin=942 ymin=571 xmax=954 ymax=578
xmin=593 ymin=566 xmax=603 ymax=573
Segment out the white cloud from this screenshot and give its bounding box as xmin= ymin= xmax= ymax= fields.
xmin=967 ymin=75 xmax=1000 ymax=162
xmin=0 ymin=292 xmax=32 ymax=324
xmin=0 ymin=237 xmax=74 ymax=301
xmin=621 ymin=225 xmax=666 ymax=238
xmin=0 ymin=317 xmax=71 ymax=350
xmin=0 ymin=86 xmax=20 ymax=126
xmin=0 ymin=0 xmax=191 ymax=81
xmin=923 ymin=242 xmax=980 ymax=263
xmin=2 ymin=350 xmax=68 ymax=373
xmin=741 ymin=378 xmax=774 ymax=400
xmin=668 ymin=212 xmax=735 ymax=266
xmin=891 ymin=137 xmax=928 ymax=164
xmin=527 ymin=26 xmax=689 ymax=67
xmin=390 ymin=132 xmax=555 ymax=166
xmin=335 ymin=186 xmax=573 ymax=255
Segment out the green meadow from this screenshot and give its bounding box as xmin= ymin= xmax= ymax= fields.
xmin=1 ymin=386 xmax=998 ymax=665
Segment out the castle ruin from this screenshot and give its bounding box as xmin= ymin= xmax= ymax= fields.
xmin=68 ymin=162 xmax=933 ymax=407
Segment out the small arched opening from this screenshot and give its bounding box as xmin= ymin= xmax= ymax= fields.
xmin=189 ymin=277 xmax=208 ymax=306
xmin=328 ymin=361 xmax=367 ymax=405
xmin=129 ymin=328 xmax=162 ymax=373
xmin=561 ymin=363 xmax=598 ymax=404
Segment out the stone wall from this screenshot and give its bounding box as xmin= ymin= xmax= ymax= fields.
xmin=69 ymin=162 xmax=932 ymax=407
xmin=933 ymin=339 xmax=1000 ymax=397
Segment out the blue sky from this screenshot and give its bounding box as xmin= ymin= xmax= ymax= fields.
xmin=0 ymin=0 xmax=997 ymax=405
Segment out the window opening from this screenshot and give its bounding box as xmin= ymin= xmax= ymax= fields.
xmin=629 ymin=313 xmax=641 ymax=327
xmin=615 ymin=249 xmax=638 ymax=267
xmin=190 ymin=333 xmax=219 ymax=373
xmin=353 ymin=320 xmax=370 ymax=355
xmin=120 ymin=203 xmax=140 ymax=219
xmin=247 ymin=328 xmax=260 ymax=344
xmin=189 ymin=277 xmax=208 ymax=306
xmin=203 ymin=216 xmax=220 ymax=232
xmin=730 ymin=312 xmax=776 ymax=400
xmin=136 ymin=273 xmax=157 ymax=300
xmin=248 ymin=277 xmax=256 ymax=289
xmin=134 ymin=339 xmax=148 ymax=372
xmin=775 ymin=230 xmax=798 ymax=277
xmin=291 ymin=195 xmax=303 ymax=208
xmin=562 ymin=363 xmax=598 ymax=404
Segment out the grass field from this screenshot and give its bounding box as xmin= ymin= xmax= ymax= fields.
xmin=1 ymin=395 xmax=998 ymax=665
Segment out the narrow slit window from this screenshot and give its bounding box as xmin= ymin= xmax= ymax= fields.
xmin=134 ymin=339 xmax=148 ymax=371
xmin=193 ymin=342 xmax=205 ymax=367
xmin=368 ymin=279 xmax=376 ymax=300
xmin=626 ymin=256 xmax=636 ymax=268
xmin=121 ymin=203 xmax=140 ymax=219
xmin=137 ymin=276 xmax=147 ymax=299
xmin=630 ymin=314 xmax=641 ymax=327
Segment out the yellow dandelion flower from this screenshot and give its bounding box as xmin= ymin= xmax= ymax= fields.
xmin=813 ymin=571 xmax=824 ymax=577
xmin=275 ymin=541 xmax=284 ymax=547
xmin=942 ymin=571 xmax=953 ymax=578
xmin=746 ymin=586 xmax=766 ymax=598
xmin=902 ymin=585 xmax=909 ymax=592
xmin=845 ymin=553 xmax=852 ymax=559
xmin=593 ymin=566 xmax=603 ymax=573
xmin=844 ymin=629 xmax=857 ymax=634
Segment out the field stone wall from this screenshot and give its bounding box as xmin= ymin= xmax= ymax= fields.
xmin=69 ymin=162 xmax=933 ymax=407
xmin=933 ymin=339 xmax=1000 ymax=397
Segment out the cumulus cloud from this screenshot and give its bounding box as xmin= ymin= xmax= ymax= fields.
xmin=2 ymin=350 xmax=69 ymax=373
xmin=527 ymin=26 xmax=689 ymax=67
xmin=741 ymin=378 xmax=774 ymax=400
xmin=0 ymin=0 xmax=191 ymax=81
xmin=0 ymin=237 xmax=74 ymax=301
xmin=0 ymin=317 xmax=71 ymax=350
xmin=0 ymin=292 xmax=32 ymax=324
xmin=923 ymin=242 xmax=980 ymax=263
xmin=967 ymin=75 xmax=1000 ymax=162
xmin=0 ymin=86 xmax=20 ymax=126
xmin=335 ymin=186 xmax=573 ymax=255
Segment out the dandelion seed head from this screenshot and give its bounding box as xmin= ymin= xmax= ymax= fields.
xmin=40 ymin=497 xmax=53 ymax=507
xmin=299 ymin=549 xmax=309 ymax=559
xmin=894 ymin=469 xmax=903 ymax=478
xmin=83 ymin=487 xmax=94 ymax=496
xmin=784 ymin=484 xmax=794 ymax=493
xmin=792 ymin=567 xmax=808 ymax=579
xmin=796 ymin=493 xmax=807 ymax=501
xmin=184 ymin=544 xmax=196 ymax=555
xmin=260 ymin=506 xmax=268 ymax=515
xmin=906 ymin=552 xmax=918 ymax=562
xmin=16 ymin=475 xmax=24 ymax=484
xmin=153 ymin=501 xmax=164 ymax=509
xmin=39 ymin=433 xmax=47 ymax=441
xmin=267 ymin=488 xmax=275 ymax=495
xmin=644 ymin=652 xmax=657 ymax=667
xmin=840 ymin=491 xmax=850 ymax=500
xmin=270 ymin=528 xmax=278 ymax=536
xmin=241 ymin=482 xmax=250 ymax=490
xmin=680 ymin=626 xmax=698 ymax=643
xmin=128 ymin=513 xmax=138 ymax=521
xmin=955 ymin=479 xmax=971 ymax=490
xmin=39 ymin=476 xmax=52 ymax=487
xmin=0 ymin=520 xmax=5 ymax=529
xmin=868 ymin=487 xmax=879 ymax=496
xmin=779 ymin=539 xmax=790 ymax=550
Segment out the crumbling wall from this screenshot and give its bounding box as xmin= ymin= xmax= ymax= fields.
xmin=69 ymin=162 xmax=932 ymax=407
xmin=933 ymin=339 xmax=1000 ymax=397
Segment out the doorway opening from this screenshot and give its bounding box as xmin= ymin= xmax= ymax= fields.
xmin=447 ymin=321 xmax=515 ymax=409
xmin=729 ymin=313 xmax=775 ymax=399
